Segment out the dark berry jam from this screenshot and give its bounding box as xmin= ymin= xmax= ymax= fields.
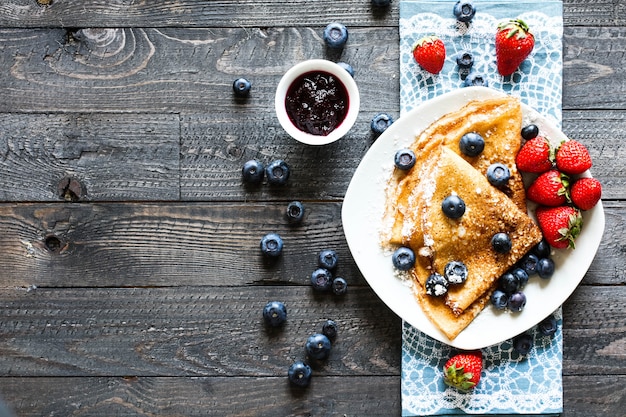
xmin=285 ymin=71 xmax=349 ymax=136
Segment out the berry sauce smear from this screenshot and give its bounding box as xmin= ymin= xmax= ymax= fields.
xmin=285 ymin=71 xmax=349 ymax=136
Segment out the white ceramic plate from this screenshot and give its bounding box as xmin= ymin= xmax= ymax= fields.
xmin=342 ymin=86 xmax=605 ymax=349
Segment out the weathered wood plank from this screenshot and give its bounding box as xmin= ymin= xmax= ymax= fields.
xmin=0 ymin=202 xmax=619 ymax=288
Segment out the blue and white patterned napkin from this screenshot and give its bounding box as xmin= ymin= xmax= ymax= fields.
xmin=399 ymin=1 xmax=564 ymax=415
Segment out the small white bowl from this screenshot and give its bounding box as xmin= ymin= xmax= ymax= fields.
xmin=275 ymin=59 xmax=360 ymax=145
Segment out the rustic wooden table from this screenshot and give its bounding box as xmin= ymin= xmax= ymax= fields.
xmin=0 ymin=1 xmax=623 ymax=416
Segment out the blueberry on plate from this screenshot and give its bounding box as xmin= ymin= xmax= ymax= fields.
xmin=288 ymin=360 xmax=312 ymax=387
xmin=537 ymin=257 xmax=555 ymax=279
xmin=262 ymin=300 xmax=287 ymax=327
xmin=491 ymin=232 xmax=512 ymax=254
xmin=463 ymin=72 xmax=489 ymax=87
xmin=453 ymin=0 xmax=476 ymax=22
xmin=511 ymin=267 xmax=529 ymax=289
xmin=392 ymin=246 xmax=415 ymax=271
xmin=260 ymin=233 xmax=283 ymax=257
xmin=311 ymin=268 xmax=333 ymax=291
xmin=533 ymin=239 xmax=551 ymax=258
xmin=441 ymin=194 xmax=466 ymax=219
xmin=459 ymin=132 xmax=485 ymax=156
xmin=337 ymin=62 xmax=355 ymax=77
xmin=490 ymin=289 xmax=509 ymax=310
xmin=286 ymin=201 xmax=305 ymax=224
xmin=394 ymin=148 xmax=416 ymax=170
xmin=455 ymin=51 xmax=474 ymax=69
xmin=241 ymin=159 xmax=265 ymax=184
xmin=265 ymin=159 xmax=290 ymax=185
xmin=519 ymin=252 xmax=539 ymax=276
xmin=498 ymin=271 xmax=520 ymax=294
xmin=232 ymin=77 xmax=251 ymax=97
xmin=425 ymin=272 xmax=449 ymax=297
xmin=513 ymin=332 xmax=533 ymax=355
xmin=507 ymin=291 xmax=527 ymax=312
xmin=538 ymin=314 xmax=558 ymax=336
xmin=444 ymin=260 xmax=468 ymax=284
xmin=486 ymin=163 xmax=511 ymax=188
xmin=323 ymin=22 xmax=349 ymax=49
xmin=332 ymin=277 xmax=348 ymax=295
xmin=322 ymin=319 xmax=339 ymax=340
xmin=305 ymin=333 xmax=332 ymax=360
xmin=318 ymin=249 xmax=338 ymax=270
xmin=521 ymin=124 xmax=540 ymax=140
xmin=370 ymin=113 xmax=394 ymax=135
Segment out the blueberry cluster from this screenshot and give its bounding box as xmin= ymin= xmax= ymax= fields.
xmin=242 ymin=159 xmax=291 ymax=186
xmin=451 ymin=2 xmax=492 ymax=87
xmin=288 ymin=319 xmax=339 ymax=387
xmin=512 ymin=313 xmax=559 ymax=355
xmin=311 ymin=249 xmax=347 ymax=296
xmin=491 ymin=239 xmax=555 ymax=312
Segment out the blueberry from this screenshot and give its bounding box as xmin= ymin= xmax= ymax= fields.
xmin=262 ymin=301 xmax=287 ymax=327
xmin=371 ymin=113 xmax=394 ymax=135
xmin=463 ymin=72 xmax=489 ymax=87
xmin=491 ymin=232 xmax=512 ymax=254
xmin=425 ymin=272 xmax=448 ymax=297
xmin=286 ymin=201 xmax=305 ymax=224
xmin=521 ymin=124 xmax=540 ymax=140
xmin=394 ymin=148 xmax=416 ymax=170
xmin=498 ymin=272 xmax=520 ymax=294
xmin=305 ymin=333 xmax=332 ymax=360
xmin=459 ymin=132 xmax=485 ymax=156
xmin=491 ymin=289 xmax=509 ymax=310
xmin=322 ymin=319 xmax=339 ymax=340
xmin=453 ymin=0 xmax=476 ymax=22
xmin=507 ymin=291 xmax=527 ymax=312
xmin=537 ymin=258 xmax=555 ymax=279
xmin=519 ymin=253 xmax=539 ymax=276
xmin=288 ymin=361 xmax=312 ymax=387
xmin=538 ymin=314 xmax=558 ymax=336
xmin=318 ymin=249 xmax=338 ymax=270
xmin=332 ymin=277 xmax=348 ymax=295
xmin=232 ymin=77 xmax=251 ymax=97
xmin=391 ymin=246 xmax=415 ymax=271
xmin=311 ymin=268 xmax=333 ymax=291
xmin=260 ymin=233 xmax=284 ymax=257
xmin=455 ymin=51 xmax=474 ymax=69
xmin=512 ymin=267 xmax=529 ymax=289
xmin=441 ymin=194 xmax=466 ymax=219
xmin=513 ymin=332 xmax=533 ymax=355
xmin=241 ymin=159 xmax=265 ymax=184
xmin=533 ymin=240 xmax=551 ymax=258
xmin=265 ymin=159 xmax=290 ymax=185
xmin=486 ymin=163 xmax=511 ymax=188
xmin=337 ymin=62 xmax=355 ymax=77
xmin=323 ymin=23 xmax=349 ymax=49
xmin=444 ymin=261 xmax=468 ymax=284
xmin=372 ymin=0 xmax=391 ymax=7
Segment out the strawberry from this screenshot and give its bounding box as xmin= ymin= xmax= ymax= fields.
xmin=555 ymin=139 xmax=592 ymax=175
xmin=443 ymin=350 xmax=482 ymax=392
xmin=412 ymin=35 xmax=446 ymax=74
xmin=527 ymin=169 xmax=570 ymax=206
xmin=495 ymin=19 xmax=535 ymax=76
xmin=516 ymin=136 xmax=553 ymax=173
xmin=535 ymin=205 xmax=583 ymax=249
xmin=571 ymin=177 xmax=602 ymax=210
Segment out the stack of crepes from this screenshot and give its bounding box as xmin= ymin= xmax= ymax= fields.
xmin=382 ymin=95 xmax=543 ymax=341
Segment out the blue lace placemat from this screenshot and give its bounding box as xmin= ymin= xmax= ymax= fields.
xmin=399 ymin=1 xmax=564 ymax=416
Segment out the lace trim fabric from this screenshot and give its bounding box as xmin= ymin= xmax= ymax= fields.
xmin=399 ymin=1 xmax=564 ymax=415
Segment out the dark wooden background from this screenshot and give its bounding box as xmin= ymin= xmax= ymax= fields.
xmin=0 ymin=0 xmax=624 ymax=416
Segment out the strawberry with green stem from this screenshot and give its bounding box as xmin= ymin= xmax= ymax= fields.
xmin=412 ymin=35 xmax=446 ymax=74
xmin=443 ymin=350 xmax=482 ymax=391
xmin=495 ymin=19 xmax=535 ymax=76
xmin=535 ymin=205 xmax=583 ymax=249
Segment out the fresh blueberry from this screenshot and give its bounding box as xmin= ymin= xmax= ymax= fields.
xmin=456 ymin=51 xmax=474 ymax=69
xmin=538 ymin=314 xmax=558 ymax=336
xmin=392 ymin=246 xmax=415 ymax=271
xmin=486 ymin=163 xmax=511 ymax=188
xmin=513 ymin=332 xmax=533 ymax=355
xmin=512 ymin=267 xmax=529 ymax=289
xmin=265 ymin=159 xmax=290 ymax=185
xmin=262 ymin=301 xmax=287 ymax=327
xmin=394 ymin=148 xmax=416 ymax=170
xmin=288 ymin=361 xmax=312 ymax=387
xmin=286 ymin=201 xmax=305 ymax=224
xmin=322 ymin=319 xmax=339 ymax=340
xmin=441 ymin=194 xmax=466 ymax=219
xmin=425 ymin=272 xmax=449 ymax=297
xmin=305 ymin=333 xmax=332 ymax=360
xmin=311 ymin=268 xmax=333 ymax=291
xmin=241 ymin=159 xmax=265 ymax=184
xmin=332 ymin=277 xmax=348 ymax=295
xmin=337 ymin=62 xmax=355 ymax=77
xmin=260 ymin=233 xmax=283 ymax=257
xmin=491 ymin=289 xmax=509 ymax=310
xmin=520 ymin=253 xmax=539 ymax=276
xmin=533 ymin=240 xmax=551 ymax=258
xmin=507 ymin=291 xmax=527 ymax=312
xmin=318 ymin=249 xmax=339 ymax=270
xmin=521 ymin=124 xmax=540 ymax=140
xmin=371 ymin=113 xmax=394 ymax=135
xmin=537 ymin=258 xmax=555 ymax=279
xmin=459 ymin=132 xmax=485 ymax=156
xmin=323 ymin=23 xmax=349 ymax=49
xmin=453 ymin=0 xmax=476 ymax=22
xmin=232 ymin=77 xmax=251 ymax=97
xmin=463 ymin=72 xmax=489 ymax=87
xmin=372 ymin=0 xmax=391 ymax=7
xmin=444 ymin=261 xmax=468 ymax=284
xmin=498 ymin=271 xmax=520 ymax=294
xmin=491 ymin=232 xmax=512 ymax=254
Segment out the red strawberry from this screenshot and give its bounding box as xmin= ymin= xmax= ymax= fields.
xmin=535 ymin=205 xmax=583 ymax=249
xmin=555 ymin=139 xmax=592 ymax=175
xmin=571 ymin=177 xmax=602 ymax=210
xmin=495 ymin=19 xmax=535 ymax=76
xmin=516 ymin=136 xmax=553 ymax=173
xmin=412 ymin=35 xmax=446 ymax=74
xmin=443 ymin=350 xmax=482 ymax=392
xmin=527 ymin=169 xmax=570 ymax=206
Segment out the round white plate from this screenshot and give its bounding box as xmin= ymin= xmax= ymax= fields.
xmin=342 ymin=86 xmax=605 ymax=349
